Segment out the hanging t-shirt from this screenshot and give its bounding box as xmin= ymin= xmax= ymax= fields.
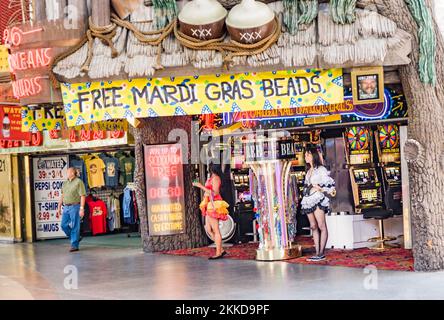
xmin=87 ymin=198 xmax=107 ymax=235
xmin=120 ymin=156 xmax=135 ymax=185
xmin=69 ymin=158 xmax=88 ymax=188
xmin=85 ymin=157 xmax=106 ymax=188
xmin=107 ymin=195 xmax=121 ymax=231
xmin=103 ymin=156 xmax=120 ymax=187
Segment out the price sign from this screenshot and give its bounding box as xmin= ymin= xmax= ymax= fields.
xmin=33 ymin=156 xmax=68 ymax=239
xmin=144 ymin=144 xmax=186 ymax=236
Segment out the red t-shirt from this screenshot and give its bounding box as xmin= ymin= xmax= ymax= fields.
xmin=88 ymin=199 xmax=107 ymax=235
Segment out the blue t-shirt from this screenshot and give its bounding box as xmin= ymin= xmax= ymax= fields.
xmin=102 ymin=156 xmax=120 ymax=187
xmin=69 ymin=158 xmax=88 ymax=189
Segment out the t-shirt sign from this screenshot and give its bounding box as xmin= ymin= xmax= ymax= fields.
xmin=33 ymin=156 xmax=68 ymax=239
xmin=144 ymin=143 xmax=185 ymax=236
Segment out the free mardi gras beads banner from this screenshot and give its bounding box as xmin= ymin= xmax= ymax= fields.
xmin=61 ymin=69 xmax=344 ymax=127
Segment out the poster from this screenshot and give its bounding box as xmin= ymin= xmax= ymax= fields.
xmin=144 ymin=143 xmax=186 ymax=236
xmin=0 ymin=105 xmax=31 ymax=141
xmin=61 ymin=69 xmax=344 ymax=127
xmin=33 ymin=156 xmax=68 ymax=239
xmin=0 ymin=155 xmax=13 ymax=239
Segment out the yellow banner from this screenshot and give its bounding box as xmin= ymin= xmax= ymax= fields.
xmin=21 ymin=106 xmax=65 ymax=132
xmin=21 ymin=106 xmax=129 ymax=132
xmin=61 ymin=69 xmax=344 ymax=127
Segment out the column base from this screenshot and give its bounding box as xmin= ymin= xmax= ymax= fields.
xmin=256 ymin=245 xmax=302 ymax=261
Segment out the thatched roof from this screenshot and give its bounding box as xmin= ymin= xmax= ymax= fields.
xmin=53 ymin=1 xmax=411 ymax=80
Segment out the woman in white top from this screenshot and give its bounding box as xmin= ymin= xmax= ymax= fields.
xmin=301 ymin=147 xmax=336 ymax=261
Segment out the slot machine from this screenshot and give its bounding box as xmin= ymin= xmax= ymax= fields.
xmin=345 ymin=126 xmax=383 ymax=212
xmin=376 ymin=124 xmax=403 ymax=214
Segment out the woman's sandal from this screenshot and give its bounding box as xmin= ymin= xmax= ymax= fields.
xmin=208 ymin=251 xmax=227 ymax=260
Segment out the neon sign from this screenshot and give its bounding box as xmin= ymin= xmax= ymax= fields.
xmin=2 ymin=27 xmax=44 ymax=48
xmin=12 ymin=76 xmax=44 ymax=99
xmin=4 ymin=26 xmax=53 ymax=100
xmin=8 ymin=48 xmax=52 ymax=72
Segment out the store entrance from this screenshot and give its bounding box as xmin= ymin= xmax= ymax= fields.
xmin=32 ymin=148 xmax=141 ymax=248
xmin=224 ymin=122 xmax=407 ymax=249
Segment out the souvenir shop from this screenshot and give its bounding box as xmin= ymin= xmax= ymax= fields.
xmin=29 ymin=132 xmax=140 ymax=242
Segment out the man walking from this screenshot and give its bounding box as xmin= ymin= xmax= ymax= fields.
xmin=57 ymin=167 xmax=86 ymax=252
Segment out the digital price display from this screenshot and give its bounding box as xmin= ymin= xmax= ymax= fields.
xmin=33 ymin=156 xmax=68 ymax=239
xmin=144 ymin=144 xmax=185 ymax=236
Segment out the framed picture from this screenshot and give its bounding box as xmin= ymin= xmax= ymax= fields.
xmin=351 ymin=67 xmax=385 ymax=105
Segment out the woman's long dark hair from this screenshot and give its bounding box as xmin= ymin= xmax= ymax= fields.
xmin=208 ymin=163 xmax=223 ymax=178
xmin=305 ymin=146 xmax=323 ymax=170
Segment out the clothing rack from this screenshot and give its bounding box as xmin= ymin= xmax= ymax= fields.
xmin=122 ymin=182 xmax=140 ymax=238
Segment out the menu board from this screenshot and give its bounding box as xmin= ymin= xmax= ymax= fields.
xmin=33 ymin=156 xmax=68 ymax=239
xmin=144 ymin=144 xmax=185 ymax=236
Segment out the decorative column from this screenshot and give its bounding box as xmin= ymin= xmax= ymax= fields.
xmin=245 ymin=138 xmax=301 ymax=261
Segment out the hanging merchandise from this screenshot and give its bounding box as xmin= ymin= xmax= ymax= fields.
xmin=102 ymin=155 xmax=120 ymax=187
xmin=69 ymin=156 xmax=88 ymax=188
xmin=121 ymin=183 xmax=139 ymax=226
xmin=122 ymin=186 xmax=136 ymax=225
xmin=85 ymin=155 xmax=106 ymax=188
xmin=86 ymin=194 xmax=108 ymax=236
xmin=107 ymin=192 xmax=121 ymax=231
xmin=120 ymin=154 xmax=135 ymax=185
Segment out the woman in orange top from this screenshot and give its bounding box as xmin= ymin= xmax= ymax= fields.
xmin=193 ymin=164 xmax=229 ymax=259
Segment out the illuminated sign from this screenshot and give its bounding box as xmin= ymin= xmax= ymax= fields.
xmin=2 ymin=27 xmax=44 ymax=48
xmin=8 ymin=48 xmax=52 ymax=72
xmin=12 ymin=76 xmax=44 ymax=99
xmin=3 ymin=26 xmax=53 ymax=100
xmin=144 ymin=143 xmax=186 ymax=236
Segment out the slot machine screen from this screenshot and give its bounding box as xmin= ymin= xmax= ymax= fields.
xmin=379 ymin=124 xmax=401 ymax=163
xmin=347 ymin=127 xmax=371 ymax=164
xmin=360 ymin=189 xmax=378 ymax=203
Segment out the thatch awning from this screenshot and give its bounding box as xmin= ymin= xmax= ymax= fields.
xmin=53 ymin=1 xmax=411 ymax=81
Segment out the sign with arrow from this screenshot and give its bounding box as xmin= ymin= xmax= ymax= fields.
xmin=33 ymin=156 xmax=68 ymax=240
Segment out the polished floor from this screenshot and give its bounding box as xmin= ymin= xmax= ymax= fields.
xmin=1 ymin=235 xmax=444 ymax=300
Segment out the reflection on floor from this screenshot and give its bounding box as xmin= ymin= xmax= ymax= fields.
xmin=39 ymin=232 xmax=142 ymax=249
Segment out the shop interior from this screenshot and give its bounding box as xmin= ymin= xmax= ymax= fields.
xmin=33 ymin=147 xmax=141 ymax=247
xmin=202 ymin=122 xmax=407 ymax=253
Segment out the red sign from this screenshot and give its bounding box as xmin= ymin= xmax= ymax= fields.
xmin=144 ymin=143 xmax=186 ymax=236
xmin=1 ymin=132 xmax=42 ymax=148
xmin=0 ymin=105 xmax=31 ymax=141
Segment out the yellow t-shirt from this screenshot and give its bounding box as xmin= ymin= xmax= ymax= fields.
xmin=85 ymin=158 xmax=106 ymax=188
